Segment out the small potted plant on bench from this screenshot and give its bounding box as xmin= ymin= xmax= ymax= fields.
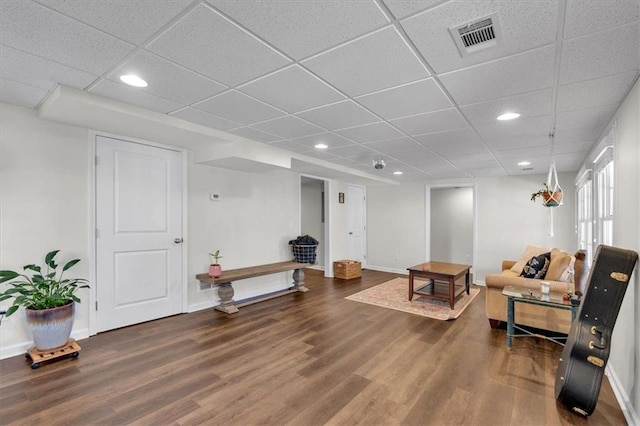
xmin=209 ymin=250 xmax=223 ymax=278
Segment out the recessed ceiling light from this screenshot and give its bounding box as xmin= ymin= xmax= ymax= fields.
xmin=120 ymin=74 xmax=148 ymax=88
xmin=497 ymin=112 xmax=520 ymax=121
xmin=393 ymin=171 xmax=403 ymax=175
xmin=517 ymin=161 xmax=531 ymax=166
xmin=314 ymin=143 xmax=328 ymax=149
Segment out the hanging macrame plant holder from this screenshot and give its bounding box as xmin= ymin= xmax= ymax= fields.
xmin=544 ymin=134 xmax=563 ymax=236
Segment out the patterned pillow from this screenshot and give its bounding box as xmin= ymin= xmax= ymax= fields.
xmin=520 ymin=252 xmax=551 ymax=279
xmin=510 ymin=245 xmax=549 ymax=274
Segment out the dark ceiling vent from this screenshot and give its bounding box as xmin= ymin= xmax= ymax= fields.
xmin=449 ymin=13 xmax=502 ymax=57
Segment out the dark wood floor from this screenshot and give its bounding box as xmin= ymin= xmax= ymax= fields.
xmin=0 ymin=269 xmax=627 ymax=425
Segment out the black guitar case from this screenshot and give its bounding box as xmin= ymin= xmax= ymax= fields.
xmin=555 ymin=245 xmax=638 ymax=416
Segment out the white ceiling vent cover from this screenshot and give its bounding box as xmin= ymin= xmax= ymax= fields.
xmin=449 ymin=13 xmax=503 ymax=57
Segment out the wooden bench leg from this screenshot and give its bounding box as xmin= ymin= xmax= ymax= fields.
xmin=292 ymin=268 xmax=309 ymax=292
xmin=215 ymin=282 xmax=239 ymax=314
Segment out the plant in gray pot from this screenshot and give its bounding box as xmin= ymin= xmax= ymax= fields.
xmin=0 ymin=250 xmax=88 ymax=351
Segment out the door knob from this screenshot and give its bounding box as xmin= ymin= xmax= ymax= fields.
xmin=174 ymin=238 xmax=183 ymax=244
xmin=348 ymin=232 xmax=353 ymax=235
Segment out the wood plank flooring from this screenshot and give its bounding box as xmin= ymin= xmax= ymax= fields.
xmin=0 ymin=269 xmax=627 ymax=425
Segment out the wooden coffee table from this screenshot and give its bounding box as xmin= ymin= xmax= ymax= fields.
xmin=407 ymin=262 xmax=471 ymax=309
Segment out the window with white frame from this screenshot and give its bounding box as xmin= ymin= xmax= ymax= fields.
xmin=593 ymin=145 xmax=614 ymax=254
xmin=576 ymin=173 xmax=593 ymax=263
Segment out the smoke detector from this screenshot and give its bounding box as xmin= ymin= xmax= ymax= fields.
xmin=449 ymin=13 xmax=502 ymax=57
xmin=373 ymin=156 xmax=385 ymax=170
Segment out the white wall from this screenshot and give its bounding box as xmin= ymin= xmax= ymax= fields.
xmin=608 ymin=77 xmax=639 ymax=422
xmin=0 ymin=104 xmax=91 ymax=357
xmin=367 ymin=182 xmax=426 ymax=272
xmin=366 ymin=173 xmax=577 ymax=281
xmin=0 ymin=102 xmax=353 ymax=358
xmin=301 ymin=179 xmax=324 ymax=267
xmin=430 ymin=187 xmax=473 ymax=265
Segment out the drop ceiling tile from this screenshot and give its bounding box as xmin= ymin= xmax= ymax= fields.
xmin=1 ymin=1 xmax=134 ymax=75
xmin=452 ymin=158 xmax=502 ymax=170
xmin=0 ymin=79 xmax=49 ymax=108
xmin=147 ymin=4 xmax=290 ymax=86
xmin=429 ymin=141 xmax=490 ymax=157
xmin=335 ymin=122 xmax=404 ymax=143
xmin=0 ymin=45 xmax=98 ymax=91
xmin=89 ymin=79 xmax=183 ymax=114
xmin=291 ymin=132 xmax=354 ymax=150
xmin=559 ymin=22 xmax=639 ymax=84
xmin=229 ymin=127 xmax=281 ymax=143
xmin=251 ymin=116 xmax=325 ymax=139
xmin=564 ymin=0 xmax=639 ymax=39
xmin=34 ymin=0 xmax=191 ymax=45
xmin=356 ymin=78 xmax=452 ymax=120
xmin=209 ymin=0 xmax=388 ymax=59
xmin=484 ymin=135 xmax=549 ymax=151
xmin=555 ymin=104 xmax=619 ymax=131
xmin=238 ymin=65 xmax=344 ymax=113
xmin=442 ymin=151 xmax=496 ymax=164
xmin=474 ymin=115 xmax=551 ymax=140
xmin=426 ymin=169 xmax=469 ymax=179
xmin=553 ymin=140 xmax=595 ymax=154
xmin=297 ymin=100 xmax=379 ymax=131
xmin=327 ymin=157 xmax=361 ymax=167
xmin=554 ymin=125 xmax=604 ymax=144
xmin=363 ymin=137 xmax=423 ymax=154
xmin=384 ymin=0 xmax=446 ymax=19
xmin=413 ymin=128 xmax=481 ymax=148
xmin=401 ymin=0 xmax=558 ymax=74
xmin=391 ymin=149 xmax=450 ymax=168
xmin=303 ymin=26 xmax=430 ymax=97
xmin=460 ymin=89 xmax=553 ymax=126
xmin=107 ymin=51 xmax=227 ymax=105
xmin=468 ymin=168 xmax=508 ymax=177
xmin=493 ymin=146 xmax=551 ymax=161
xmin=194 ymin=91 xmax=284 ymax=125
xmin=390 ymin=108 xmax=467 ymax=136
xmin=556 ymin=71 xmax=639 ymax=112
xmin=439 ymin=46 xmax=555 ymax=105
xmin=327 ymin=144 xmax=377 ymax=158
xmin=169 ymin=108 xmax=240 ymax=131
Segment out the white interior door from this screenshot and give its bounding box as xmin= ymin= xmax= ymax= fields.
xmin=96 ymin=135 xmax=183 ymax=332
xmin=347 ymin=184 xmax=366 ymax=263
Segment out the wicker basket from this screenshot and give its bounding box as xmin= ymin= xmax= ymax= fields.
xmin=334 ymin=260 xmax=361 ymax=279
xmin=291 ymin=244 xmax=317 ymax=264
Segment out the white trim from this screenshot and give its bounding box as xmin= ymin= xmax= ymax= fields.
xmin=365 ymin=265 xmax=409 ymax=275
xmin=299 ymin=174 xmax=332 ymax=278
xmin=606 ymin=364 xmax=640 ymax=425
xmin=89 ymin=131 xmax=188 ymax=336
xmin=0 ymin=328 xmax=90 ymax=360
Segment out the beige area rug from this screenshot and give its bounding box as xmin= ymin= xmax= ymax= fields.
xmin=345 ymin=277 xmax=480 ymax=320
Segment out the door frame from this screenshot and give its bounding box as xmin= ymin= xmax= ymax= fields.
xmin=347 ymin=183 xmax=367 ymax=267
xmin=299 ymin=174 xmax=332 ymax=278
xmin=425 ymin=183 xmax=477 ymax=272
xmin=88 ymin=131 xmax=188 ymax=336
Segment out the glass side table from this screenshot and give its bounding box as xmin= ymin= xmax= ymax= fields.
xmin=502 ymin=285 xmax=579 ymax=349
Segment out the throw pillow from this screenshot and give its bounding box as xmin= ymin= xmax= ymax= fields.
xmin=510 ymin=245 xmax=549 ymax=274
xmin=546 ymin=249 xmax=575 ymax=282
xmin=520 ymin=252 xmax=551 ymax=278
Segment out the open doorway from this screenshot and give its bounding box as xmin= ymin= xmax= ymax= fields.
xmin=427 ymin=185 xmax=475 ymax=267
xmin=300 ymin=176 xmax=328 ymax=272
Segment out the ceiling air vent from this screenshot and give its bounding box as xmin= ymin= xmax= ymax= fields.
xmin=449 ymin=13 xmax=502 ymax=57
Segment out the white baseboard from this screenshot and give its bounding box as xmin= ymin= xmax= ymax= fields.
xmin=364 ymin=265 xmax=409 ymax=275
xmin=0 ymin=328 xmax=90 ymax=360
xmin=606 ymin=364 xmax=639 ymax=425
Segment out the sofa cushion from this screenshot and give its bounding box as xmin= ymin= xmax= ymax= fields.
xmin=546 ymin=248 xmax=575 ymax=282
xmin=510 ymin=245 xmax=549 ymax=274
xmin=520 ymin=252 xmax=551 ymax=278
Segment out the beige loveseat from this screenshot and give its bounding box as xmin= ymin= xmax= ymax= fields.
xmin=485 ymin=248 xmax=588 ymax=334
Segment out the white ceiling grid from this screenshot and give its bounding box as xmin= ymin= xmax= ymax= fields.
xmin=0 ymin=0 xmax=638 ymax=181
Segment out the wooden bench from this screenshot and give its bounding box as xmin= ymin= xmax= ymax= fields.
xmin=195 ymin=261 xmax=311 ymax=314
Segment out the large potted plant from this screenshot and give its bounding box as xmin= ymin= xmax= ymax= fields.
xmin=0 ymin=250 xmax=88 ymax=351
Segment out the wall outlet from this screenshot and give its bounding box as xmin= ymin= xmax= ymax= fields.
xmin=209 ymin=193 xmax=220 ymax=201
